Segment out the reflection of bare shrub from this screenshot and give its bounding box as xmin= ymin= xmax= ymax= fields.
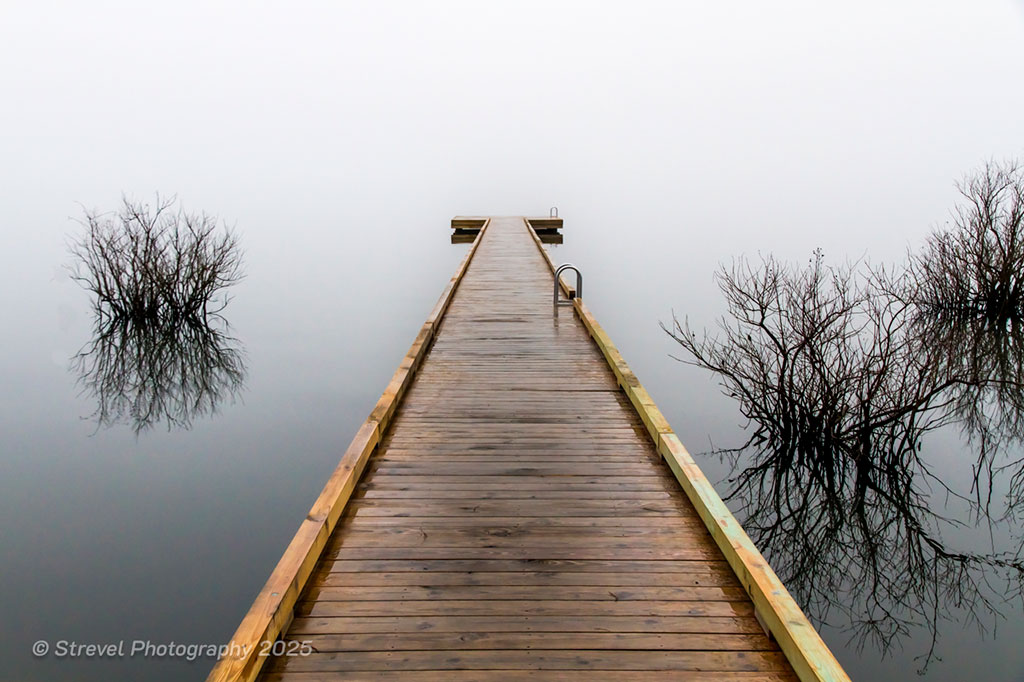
xmin=68 ymin=196 xmax=246 ymax=433
xmin=914 ymin=313 xmax=1024 ymax=512
xmin=726 ymin=435 xmax=1024 ymax=674
xmin=918 ymin=315 xmax=1024 ymax=446
xmin=907 ymin=160 xmax=1024 ymax=322
xmin=72 ymin=313 xmax=246 ymax=433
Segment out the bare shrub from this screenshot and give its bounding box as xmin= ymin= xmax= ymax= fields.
xmin=664 ymin=251 xmax=1024 ymax=670
xmin=907 ymin=160 xmax=1024 ymax=322
xmin=664 ymin=251 xmax=956 ymax=495
xmin=69 ymin=195 xmax=243 ymax=324
xmin=68 ymin=196 xmax=246 ymax=432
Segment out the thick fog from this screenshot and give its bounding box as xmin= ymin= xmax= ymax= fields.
xmin=2 ymin=3 xmax=1023 ymax=681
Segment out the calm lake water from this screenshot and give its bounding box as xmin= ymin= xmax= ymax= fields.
xmin=3 ymin=209 xmax=1024 ymax=680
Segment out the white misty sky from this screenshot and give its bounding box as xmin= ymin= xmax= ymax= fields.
xmin=1 ymin=1 xmax=1023 ymax=289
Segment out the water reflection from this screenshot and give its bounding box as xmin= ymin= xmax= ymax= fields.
xmin=921 ymin=314 xmax=1024 ymax=484
xmin=720 ymin=373 xmax=1024 ymax=671
xmin=68 ymin=197 xmax=246 ymax=433
xmin=72 ymin=313 xmax=245 ymax=433
xmin=666 ymin=253 xmax=1024 ymax=672
xmin=452 ymin=232 xmax=562 ymax=244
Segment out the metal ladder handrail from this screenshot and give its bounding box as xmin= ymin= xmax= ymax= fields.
xmin=554 ymin=263 xmax=582 ymax=306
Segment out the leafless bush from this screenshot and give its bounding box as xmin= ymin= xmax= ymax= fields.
xmin=907 ymin=160 xmax=1024 ymax=322
xmin=69 ymin=195 xmax=243 ymax=325
xmin=876 ymin=247 xmax=1024 ymax=507
xmin=664 ymin=251 xmax=1024 ymax=670
xmin=664 ymin=251 xmax=957 ymax=497
xmin=68 ymin=196 xmax=246 ymax=432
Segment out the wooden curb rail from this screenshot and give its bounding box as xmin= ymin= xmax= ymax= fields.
xmin=524 ymin=218 xmax=850 ymax=682
xmin=206 ymin=220 xmax=490 ymax=682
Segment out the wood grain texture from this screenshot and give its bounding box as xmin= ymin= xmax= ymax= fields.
xmin=232 ymin=216 xmax=828 ymax=681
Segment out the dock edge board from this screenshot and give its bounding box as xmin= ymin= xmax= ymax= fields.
xmin=206 ymin=220 xmax=491 ymax=682
xmin=523 ymin=218 xmax=850 ymax=682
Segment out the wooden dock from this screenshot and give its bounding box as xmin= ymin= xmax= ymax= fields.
xmin=209 ymin=217 xmax=848 ymax=681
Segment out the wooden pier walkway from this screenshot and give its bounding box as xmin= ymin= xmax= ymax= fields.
xmin=210 ymin=217 xmax=847 ymax=682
